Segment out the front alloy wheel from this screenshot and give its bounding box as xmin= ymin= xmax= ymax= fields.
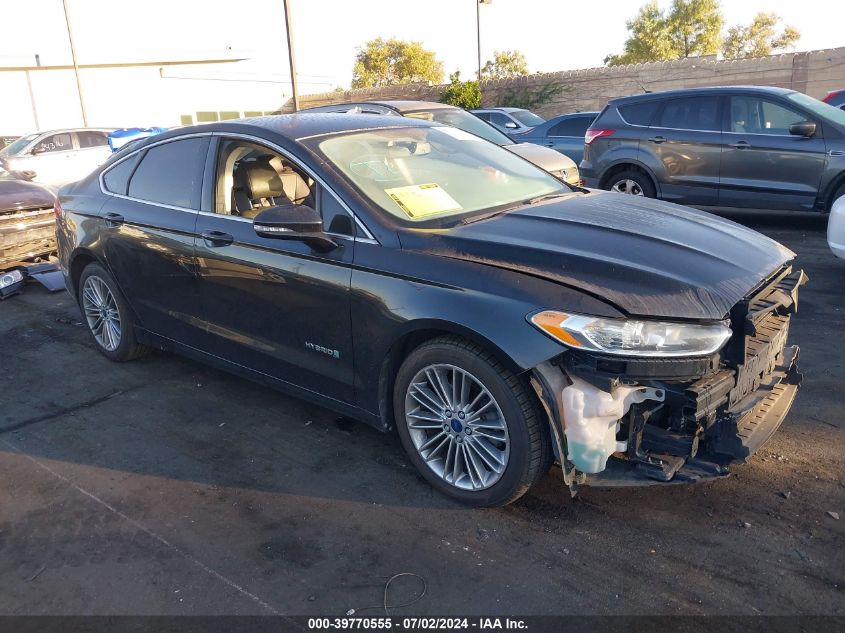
xmin=393 ymin=336 xmax=551 ymax=507
xmin=405 ymin=364 xmax=510 ymax=491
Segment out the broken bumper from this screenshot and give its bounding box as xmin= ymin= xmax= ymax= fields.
xmin=531 ymin=267 xmax=806 ymax=490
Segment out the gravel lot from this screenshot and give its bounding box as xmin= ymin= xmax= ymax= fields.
xmin=0 ymin=210 xmax=843 ymax=616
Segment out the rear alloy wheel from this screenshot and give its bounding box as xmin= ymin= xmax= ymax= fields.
xmin=393 ymin=336 xmax=551 ymax=507
xmin=607 ymin=169 xmax=655 ymax=198
xmin=78 ymin=263 xmax=150 ymax=362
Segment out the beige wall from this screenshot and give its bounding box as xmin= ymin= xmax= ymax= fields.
xmin=285 ymin=46 xmax=845 ymax=117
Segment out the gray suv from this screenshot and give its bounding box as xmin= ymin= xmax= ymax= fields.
xmin=580 ymin=86 xmax=845 ymax=212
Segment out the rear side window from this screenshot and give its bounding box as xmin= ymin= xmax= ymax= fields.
xmin=77 ymin=131 xmax=108 ymax=148
xmin=548 ymin=116 xmax=594 ymax=137
xmin=103 ymin=153 xmax=141 ymax=195
xmin=127 ymin=137 xmax=209 ymax=209
xmin=655 ymin=96 xmax=719 ymax=131
xmin=618 ymin=101 xmax=660 ymax=126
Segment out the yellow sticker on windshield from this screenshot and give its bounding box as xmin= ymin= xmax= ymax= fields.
xmin=384 ymin=183 xmax=463 ymax=218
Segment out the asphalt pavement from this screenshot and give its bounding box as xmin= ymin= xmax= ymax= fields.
xmin=0 ymin=210 xmax=843 ymax=616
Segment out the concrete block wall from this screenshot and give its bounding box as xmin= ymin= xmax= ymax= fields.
xmin=283 ymin=46 xmax=845 ymax=117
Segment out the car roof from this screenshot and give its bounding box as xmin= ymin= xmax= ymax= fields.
xmin=303 ymin=100 xmax=457 ymax=114
xmin=608 ymin=85 xmax=796 ymax=104
xmin=126 ymin=113 xmax=436 ymax=149
xmin=472 ymin=107 xmax=529 ymax=113
xmin=18 ymin=128 xmax=114 ymax=138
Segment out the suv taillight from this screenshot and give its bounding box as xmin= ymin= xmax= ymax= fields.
xmin=54 ymin=199 xmax=63 ymax=219
xmin=585 ymin=128 xmax=615 ymax=145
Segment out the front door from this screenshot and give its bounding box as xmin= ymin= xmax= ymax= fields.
xmin=719 ymin=94 xmax=826 ymax=210
xmin=99 ymin=136 xmax=209 ymax=346
xmin=194 ymin=137 xmax=356 ymax=402
xmin=642 ymin=94 xmax=723 ymax=205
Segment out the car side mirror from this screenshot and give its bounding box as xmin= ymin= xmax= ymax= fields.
xmin=504 ymin=121 xmax=518 ymax=129
xmin=253 ymin=203 xmax=339 ymax=252
xmin=30 ymin=146 xmax=47 ymax=155
xmin=789 ymin=121 xmax=816 ymax=137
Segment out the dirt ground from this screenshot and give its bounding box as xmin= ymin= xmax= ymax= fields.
xmin=0 ymin=210 xmax=842 ymax=616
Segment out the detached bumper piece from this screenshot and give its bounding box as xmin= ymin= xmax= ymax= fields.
xmin=557 ymin=267 xmax=806 ymax=488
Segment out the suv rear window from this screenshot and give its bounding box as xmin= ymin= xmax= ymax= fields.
xmin=655 ymin=96 xmax=719 ymax=131
xmin=618 ymin=101 xmax=660 ymax=126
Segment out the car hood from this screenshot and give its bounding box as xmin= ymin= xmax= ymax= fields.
xmin=399 ymin=191 xmax=794 ymax=320
xmin=507 ymin=143 xmax=576 ymax=173
xmin=0 ymin=176 xmax=56 ymax=212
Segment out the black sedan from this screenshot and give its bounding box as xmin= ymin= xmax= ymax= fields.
xmin=56 ymin=114 xmax=804 ymax=506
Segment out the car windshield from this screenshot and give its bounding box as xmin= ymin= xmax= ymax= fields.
xmin=509 ymin=110 xmax=545 ymax=127
xmin=787 ymin=92 xmax=845 ymax=127
xmin=316 ymin=126 xmax=565 ymax=223
xmin=403 ymin=108 xmax=514 ymax=146
xmin=0 ymin=133 xmax=38 ymax=157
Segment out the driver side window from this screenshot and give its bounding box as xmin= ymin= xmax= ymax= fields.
xmin=213 ymin=139 xmax=354 ymax=236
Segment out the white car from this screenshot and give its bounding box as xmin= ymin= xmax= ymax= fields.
xmin=0 ymin=128 xmax=113 ymax=186
xmin=828 ymin=195 xmax=845 ymax=258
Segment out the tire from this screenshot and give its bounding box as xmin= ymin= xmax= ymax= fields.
xmin=605 ymin=169 xmax=656 ymax=198
xmin=77 ymin=262 xmax=150 ymax=362
xmin=393 ymin=336 xmax=552 ymax=507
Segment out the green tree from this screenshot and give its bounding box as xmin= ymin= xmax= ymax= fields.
xmin=722 ymin=13 xmax=800 ymax=59
xmin=440 ymin=71 xmax=481 ymax=109
xmin=481 ymin=50 xmax=529 ymax=80
xmin=351 ymin=38 xmax=444 ymax=89
xmin=605 ymin=0 xmax=723 ymax=65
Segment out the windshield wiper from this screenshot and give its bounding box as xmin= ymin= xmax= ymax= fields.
xmin=524 ymin=191 xmax=573 ymax=205
xmin=462 ymin=203 xmax=523 ymax=225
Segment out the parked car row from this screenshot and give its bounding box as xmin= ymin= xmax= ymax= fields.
xmin=466 ymin=86 xmax=845 ymax=217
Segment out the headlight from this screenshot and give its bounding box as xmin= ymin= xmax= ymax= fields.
xmin=529 ymin=310 xmax=731 ymax=357
xmin=0 ymin=269 xmax=24 ymax=289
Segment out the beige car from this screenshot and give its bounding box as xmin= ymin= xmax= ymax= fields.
xmin=300 ymin=101 xmax=581 ymax=186
xmin=0 ymin=128 xmax=114 ymax=186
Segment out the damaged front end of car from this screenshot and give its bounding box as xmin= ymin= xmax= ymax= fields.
xmin=530 ymin=266 xmax=806 ymax=492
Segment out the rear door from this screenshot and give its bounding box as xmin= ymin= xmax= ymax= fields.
xmin=99 ymin=135 xmax=209 ymax=345
xmin=643 ymin=95 xmax=722 ymax=205
xmin=544 ymin=115 xmax=595 ymax=163
xmin=73 ymin=130 xmax=113 ymax=180
xmin=719 ymin=94 xmax=826 ymax=210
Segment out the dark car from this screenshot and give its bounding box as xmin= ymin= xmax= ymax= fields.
xmin=510 ymin=112 xmax=599 ymax=164
xmin=580 ymin=86 xmax=845 ymax=212
xmin=822 ymin=89 xmax=845 ymax=110
xmin=0 ymin=167 xmax=56 ymax=268
xmin=56 ymin=114 xmax=804 ymax=506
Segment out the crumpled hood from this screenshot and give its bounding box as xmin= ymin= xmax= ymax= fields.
xmin=399 ymin=191 xmax=794 ymax=320
xmin=507 ymin=143 xmax=576 ymax=174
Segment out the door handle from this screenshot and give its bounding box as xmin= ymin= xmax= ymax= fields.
xmin=544 ymin=142 xmax=554 ymax=147
xmin=730 ymin=141 xmax=750 ymax=149
xmin=648 ymin=136 xmax=666 ymax=144
xmin=201 ymin=230 xmax=234 ymax=246
xmin=104 ymin=212 xmax=124 ymax=226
